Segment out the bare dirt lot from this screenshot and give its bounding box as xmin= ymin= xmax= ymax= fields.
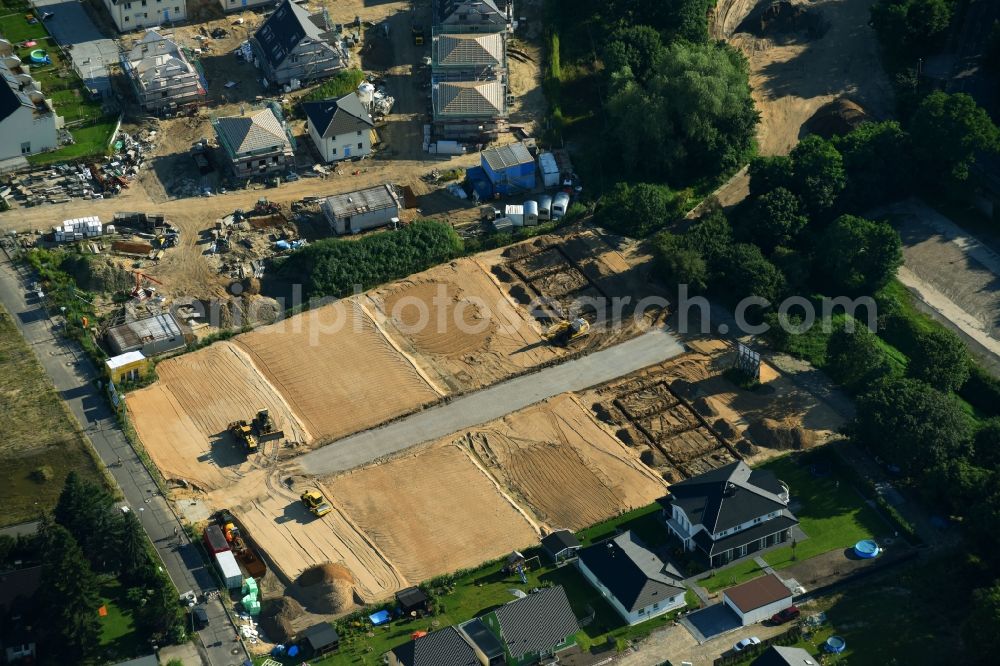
xmin=234 ymin=299 xmax=442 ymax=441
xmin=127 ymin=341 xmax=307 ymax=490
xmin=461 ymin=393 xmax=668 ymax=530
xmin=716 ymin=0 xmax=893 ymax=155
xmin=324 ymin=442 xmax=540 ymax=585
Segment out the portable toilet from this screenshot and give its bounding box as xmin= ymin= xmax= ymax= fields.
xmin=537 ymin=194 xmax=552 ymax=221
xmin=523 ymin=200 xmax=539 ymax=226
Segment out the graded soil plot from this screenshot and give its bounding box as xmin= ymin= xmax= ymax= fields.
xmin=462 ymin=394 xmax=668 ymax=530
xmin=231 ymin=489 xmax=406 ymax=603
xmin=639 ymin=404 xmax=701 ymax=442
xmin=369 ymin=258 xmax=563 ymax=393
xmin=531 ymin=267 xmax=591 ymax=299
xmin=509 ymin=248 xmax=573 ymax=281
xmin=127 ymin=342 xmax=307 ymax=490
xmin=325 ymin=444 xmax=539 ymax=585
xmin=234 ymin=300 xmax=442 ymax=442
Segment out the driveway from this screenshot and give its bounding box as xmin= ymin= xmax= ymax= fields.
xmin=296 ymin=327 xmax=686 ymax=475
xmin=30 ymin=0 xmax=119 ymax=96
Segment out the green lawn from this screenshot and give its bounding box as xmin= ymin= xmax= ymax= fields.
xmin=98 ymin=580 xmax=144 ymax=662
xmin=576 ymin=502 xmax=667 ymax=548
xmin=698 ymin=454 xmax=889 ymax=592
xmin=27 ymin=119 xmax=116 ymax=166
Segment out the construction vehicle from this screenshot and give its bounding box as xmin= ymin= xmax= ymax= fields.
xmin=300 ymin=489 xmax=333 ymax=517
xmin=252 ymin=409 xmax=285 ymax=442
xmin=130 ymin=270 xmax=163 ymax=300
xmin=543 ymin=317 xmax=590 ymax=346
xmin=215 ymin=510 xmax=267 ymax=578
xmin=411 ymin=23 xmax=425 ymax=45
xmin=228 ymin=419 xmax=258 ymax=454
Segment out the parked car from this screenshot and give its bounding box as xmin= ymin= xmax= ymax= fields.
xmin=770 ymin=605 xmax=801 ymax=625
xmin=733 ymin=637 xmax=761 ymax=652
xmin=192 ymin=605 xmax=209 ymax=629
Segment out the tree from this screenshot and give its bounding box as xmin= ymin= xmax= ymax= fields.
xmin=826 ymin=324 xmax=896 ymax=391
xmin=833 ymin=121 xmax=914 ymax=208
xmin=748 ymin=155 xmax=793 ymax=197
xmin=910 ymin=92 xmax=1000 ymax=188
xmin=595 ymin=182 xmax=686 ymax=238
xmin=854 ymin=377 xmax=973 ymax=475
xmin=54 ymin=471 xmax=116 ymax=572
xmin=715 ymin=243 xmax=786 ymax=306
xmin=607 ymin=41 xmax=758 ymax=184
xmin=789 ymin=135 xmax=846 ymax=218
xmin=974 ymin=418 xmax=1000 ymax=470
xmin=687 ymin=204 xmax=735 ymax=265
xmin=871 ymin=0 xmax=953 ymax=59
xmin=965 ymin=582 xmax=1000 ymax=663
xmin=651 ymin=232 xmax=708 ymax=291
xmin=815 ymin=215 xmax=902 ymax=295
xmin=604 ymin=25 xmax=665 ymax=84
xmin=115 ymin=509 xmax=149 ymax=584
xmin=907 ymin=327 xmax=970 ymax=393
xmin=36 ymin=524 xmax=102 ymax=663
xmin=741 ymin=187 xmax=808 ymax=251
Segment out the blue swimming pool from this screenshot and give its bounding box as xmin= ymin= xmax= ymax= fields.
xmin=825 ymin=636 xmax=847 ymax=653
xmin=854 ymin=539 xmax=881 ymax=559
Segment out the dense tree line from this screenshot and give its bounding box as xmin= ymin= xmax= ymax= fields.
xmin=277 ymin=221 xmax=464 ymax=300
xmin=0 ymin=473 xmax=185 ymax=664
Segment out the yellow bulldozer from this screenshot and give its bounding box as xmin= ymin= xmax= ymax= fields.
xmin=228 ymin=420 xmax=258 ymax=454
xmin=300 ymin=489 xmax=333 ymax=517
xmin=543 ymin=317 xmax=590 ymax=346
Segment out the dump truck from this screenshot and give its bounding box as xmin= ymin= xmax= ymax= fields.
xmin=300 ymin=489 xmax=333 ymax=517
xmin=228 ymin=419 xmax=258 ymax=454
xmin=543 ymin=317 xmax=590 ymax=346
xmin=252 ymin=409 xmax=285 ymax=442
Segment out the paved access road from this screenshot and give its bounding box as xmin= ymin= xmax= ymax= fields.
xmin=30 ymin=0 xmax=119 ymax=96
xmin=0 ymin=252 xmax=246 ymax=666
xmin=297 ymin=327 xmax=686 ymax=476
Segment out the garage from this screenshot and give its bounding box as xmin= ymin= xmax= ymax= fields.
xmin=722 ymin=573 xmax=793 ymax=626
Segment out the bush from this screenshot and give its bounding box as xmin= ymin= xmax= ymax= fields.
xmin=278 ymin=221 xmax=464 ymax=299
xmin=960 ymin=365 xmax=1000 ymax=418
xmin=302 ymin=69 xmax=367 ymax=102
xmin=595 ymin=182 xmax=687 ymax=238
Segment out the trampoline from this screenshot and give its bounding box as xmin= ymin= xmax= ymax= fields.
xmin=825 ymin=636 xmax=847 ymax=653
xmin=854 ymin=539 xmax=881 ymax=559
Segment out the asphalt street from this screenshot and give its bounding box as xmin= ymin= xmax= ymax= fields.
xmin=297 ymin=326 xmax=687 ymax=476
xmin=0 ymin=252 xmax=246 ymax=666
xmin=29 ymin=0 xmax=119 ymax=96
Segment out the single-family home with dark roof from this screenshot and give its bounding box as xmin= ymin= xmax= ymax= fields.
xmin=212 ymin=107 xmax=294 ymax=177
xmin=302 ymin=92 xmax=375 ymax=163
xmin=249 ymin=0 xmax=348 ymax=87
xmin=658 ymin=461 xmax=798 ymax=568
xmin=435 ymin=0 xmax=510 ymax=33
xmin=432 ymin=31 xmax=506 ymax=76
xmin=751 ymin=645 xmax=818 ymax=665
xmin=541 ymin=529 xmax=580 ymax=564
xmin=388 ymin=626 xmax=480 ymax=666
xmin=475 ymin=586 xmax=579 ymax=666
xmin=577 ymin=530 xmax=687 ymax=625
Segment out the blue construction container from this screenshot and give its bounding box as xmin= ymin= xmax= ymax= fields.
xmin=481 ymin=142 xmax=536 ymax=196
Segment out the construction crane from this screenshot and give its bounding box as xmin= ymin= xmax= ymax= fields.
xmin=130 ymin=271 xmax=163 ymax=300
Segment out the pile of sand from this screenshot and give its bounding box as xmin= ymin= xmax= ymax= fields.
xmin=290 ymin=563 xmax=357 ymax=614
xmin=258 ymin=597 xmax=306 ymax=644
xmin=746 ymin=417 xmax=816 ymax=450
xmin=803 ymin=98 xmax=870 ymax=139
xmin=737 ymin=1 xmax=829 ymax=43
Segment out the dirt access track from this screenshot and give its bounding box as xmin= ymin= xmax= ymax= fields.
xmin=715 ymin=0 xmax=893 ymax=155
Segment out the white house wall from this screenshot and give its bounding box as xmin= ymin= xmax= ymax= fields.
xmin=219 ymin=0 xmax=276 ymax=12
xmin=0 ymin=106 xmax=59 ymax=160
xmin=308 ymin=122 xmax=372 ymax=163
xmin=724 ymin=595 xmax=793 ymax=626
xmin=105 ymin=0 xmax=188 ymax=32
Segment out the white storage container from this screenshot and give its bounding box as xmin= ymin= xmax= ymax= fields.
xmin=214 ymin=550 xmax=243 ymax=590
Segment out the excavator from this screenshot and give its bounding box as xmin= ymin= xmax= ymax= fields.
xmin=228 ymin=420 xmax=258 ymax=454
xmin=300 ymin=489 xmax=333 ymax=517
xmin=543 ymin=317 xmax=590 ymax=346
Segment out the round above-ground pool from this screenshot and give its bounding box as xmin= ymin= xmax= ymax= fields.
xmin=29 ymin=49 xmax=50 ymax=64
xmin=854 ymin=539 xmax=881 ymax=559
xmin=825 ymin=636 xmax=847 ymax=653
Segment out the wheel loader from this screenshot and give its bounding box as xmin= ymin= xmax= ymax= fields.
xmin=228 ymin=420 xmax=258 ymax=454
xmin=543 ymin=317 xmax=590 ymax=346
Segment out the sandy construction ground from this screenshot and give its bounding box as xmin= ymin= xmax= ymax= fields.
xmin=325 ymin=443 xmax=539 ymax=585
xmin=127 ymin=341 xmax=306 ymax=490
xmin=368 ymin=257 xmax=563 ymax=393
xmin=462 ymin=394 xmax=668 ymax=530
xmin=717 ymin=0 xmax=893 ymax=155
xmin=234 ymin=300 xmax=442 ymax=441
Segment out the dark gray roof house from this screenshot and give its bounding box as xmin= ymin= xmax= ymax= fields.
xmin=751 ymin=645 xmax=818 ymax=666
xmin=658 ymin=461 xmax=798 ymax=568
xmin=478 ymin=586 xmax=579 ymax=663
xmin=577 ymin=531 xmax=686 ymax=624
xmin=389 ymin=626 xmax=479 ymax=666
xmin=303 ymin=93 xmax=374 ymax=138
xmin=250 ymin=0 xmax=347 ymax=86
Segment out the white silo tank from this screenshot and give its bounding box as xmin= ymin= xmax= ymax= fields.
xmin=357 ymin=82 xmax=375 ymax=108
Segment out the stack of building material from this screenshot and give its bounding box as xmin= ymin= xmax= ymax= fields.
xmin=53 ymin=216 xmax=102 ymax=242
